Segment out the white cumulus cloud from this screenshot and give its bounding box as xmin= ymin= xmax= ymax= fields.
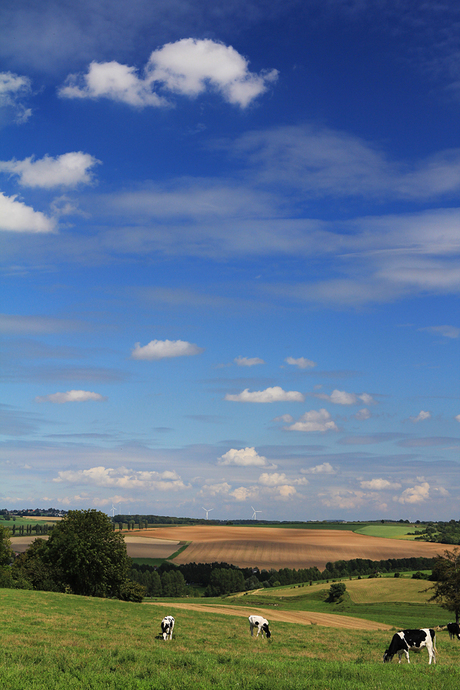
xmin=0 ymin=152 xmax=100 ymax=188
xmin=0 ymin=192 xmax=56 ymax=233
xmin=395 ymin=482 xmax=430 ymax=504
xmin=234 ymin=356 xmax=265 ymax=366
xmin=285 ymin=356 xmax=317 ymax=369
xmin=36 ymin=390 xmax=107 ymax=403
xmin=409 ymin=410 xmax=431 ymax=423
xmin=59 ymin=39 xmax=278 ymax=109
xmin=229 ymin=486 xmax=259 ymax=501
xmin=131 ymin=339 xmax=204 ymax=360
xmin=218 ymin=447 xmax=269 ymax=467
xmin=225 ymin=386 xmax=304 ymax=402
xmin=285 ymin=409 xmax=338 ymax=432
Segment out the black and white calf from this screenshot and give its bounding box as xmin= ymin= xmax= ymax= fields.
xmin=383 ymin=628 xmax=436 ymax=664
xmin=248 ymin=615 xmax=271 ymax=638
xmin=161 ymin=616 xmax=175 ymax=640
xmin=447 ymin=622 xmax=460 ymax=640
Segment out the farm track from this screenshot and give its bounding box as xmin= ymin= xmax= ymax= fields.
xmin=146 ymin=601 xmax=392 ymax=630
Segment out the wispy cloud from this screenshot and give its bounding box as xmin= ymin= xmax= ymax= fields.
xmin=0 ymin=72 xmax=32 ymax=123
xmin=419 ymin=325 xmax=459 ymax=339
xmin=360 ymin=478 xmax=401 ymax=490
xmin=301 ymin=462 xmax=335 ymax=474
xmin=53 ymin=466 xmax=188 ymax=490
xmin=36 ymin=390 xmax=107 ymax=403
xmin=285 ymin=356 xmax=317 ymax=369
xmin=0 ymin=314 xmax=85 ymax=334
xmin=234 ymin=356 xmax=265 ymax=366
xmin=314 ymin=389 xmax=374 ymax=405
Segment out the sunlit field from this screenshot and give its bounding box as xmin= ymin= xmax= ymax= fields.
xmin=1 ymin=576 xmax=460 ymax=689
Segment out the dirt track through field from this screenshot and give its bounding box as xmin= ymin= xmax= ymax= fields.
xmin=141 ymin=526 xmax=443 ymax=570
xmin=146 ymin=601 xmax=391 ymax=631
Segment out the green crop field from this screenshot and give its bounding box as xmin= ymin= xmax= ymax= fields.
xmin=354 ymin=524 xmax=419 ymax=539
xmin=1 ymin=576 xmax=460 ymax=689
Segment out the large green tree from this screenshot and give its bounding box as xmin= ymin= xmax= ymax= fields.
xmin=12 ymin=538 xmax=59 ymax=591
xmin=429 ymin=548 xmax=460 ymax=623
xmin=0 ymin=524 xmax=13 ymax=567
xmin=44 ymin=509 xmax=138 ymax=599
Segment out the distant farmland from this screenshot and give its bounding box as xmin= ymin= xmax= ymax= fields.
xmin=138 ymin=525 xmax=443 ymax=570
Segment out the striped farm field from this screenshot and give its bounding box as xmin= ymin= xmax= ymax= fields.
xmin=263 ymin=576 xmax=434 ymax=605
xmin=139 ymin=525 xmax=443 ymax=570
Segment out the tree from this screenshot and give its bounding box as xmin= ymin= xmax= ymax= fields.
xmin=327 ymin=582 xmax=346 ymax=602
xmin=0 ymin=525 xmax=13 ymax=567
xmin=44 ymin=509 xmax=137 ymax=599
xmin=429 ymin=548 xmax=460 ymax=623
xmin=12 ymin=538 xmax=59 ymax=591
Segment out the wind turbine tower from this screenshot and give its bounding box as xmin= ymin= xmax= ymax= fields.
xmin=251 ymin=507 xmax=262 ymax=520
xmin=202 ymin=507 xmax=214 ymax=520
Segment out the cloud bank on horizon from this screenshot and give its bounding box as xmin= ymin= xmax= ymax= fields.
xmin=0 ymin=0 xmax=459 ymax=521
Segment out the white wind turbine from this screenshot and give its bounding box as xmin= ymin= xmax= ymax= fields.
xmin=251 ymin=507 xmax=262 ymax=520
xmin=202 ymin=507 xmax=214 ymax=520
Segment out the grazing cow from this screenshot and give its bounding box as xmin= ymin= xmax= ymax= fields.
xmin=161 ymin=616 xmax=175 ymax=640
xmin=248 ymin=615 xmax=271 ymax=638
xmin=447 ymin=622 xmax=460 ymax=640
xmin=383 ymin=628 xmax=436 ymax=664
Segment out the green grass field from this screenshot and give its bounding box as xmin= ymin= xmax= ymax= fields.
xmin=1 ymin=577 xmax=460 ymax=689
xmin=354 ymin=524 xmax=420 ymax=539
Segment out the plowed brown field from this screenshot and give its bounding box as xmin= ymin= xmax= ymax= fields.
xmin=140 ymin=526 xmax=443 ymax=570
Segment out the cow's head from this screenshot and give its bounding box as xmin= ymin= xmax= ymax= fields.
xmin=262 ymin=623 xmax=271 ymax=638
xmin=383 ymin=650 xmax=393 ymax=663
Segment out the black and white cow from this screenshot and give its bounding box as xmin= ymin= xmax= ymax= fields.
xmin=447 ymin=622 xmax=460 ymax=640
xmin=161 ymin=616 xmax=175 ymax=640
xmin=248 ymin=615 xmax=271 ymax=638
xmin=383 ymin=628 xmax=436 ymax=664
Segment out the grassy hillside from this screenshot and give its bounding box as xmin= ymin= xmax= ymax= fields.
xmin=1 ymin=579 xmax=460 ymax=689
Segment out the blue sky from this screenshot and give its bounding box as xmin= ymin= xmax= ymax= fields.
xmin=1 ymin=0 xmax=459 ymax=521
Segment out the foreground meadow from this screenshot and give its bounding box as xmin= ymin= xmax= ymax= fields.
xmin=1 ymin=579 xmax=460 ymax=690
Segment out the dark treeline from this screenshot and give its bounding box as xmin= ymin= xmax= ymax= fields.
xmin=115 ymin=514 xmax=312 ymax=526
xmin=131 ymin=555 xmax=437 ymax=597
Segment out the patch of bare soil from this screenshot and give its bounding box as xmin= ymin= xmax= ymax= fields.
xmin=141 ymin=526 xmax=443 ymax=570
xmin=146 ymin=601 xmax=391 ymax=631
xmin=123 ymin=535 xmax=180 ymax=559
